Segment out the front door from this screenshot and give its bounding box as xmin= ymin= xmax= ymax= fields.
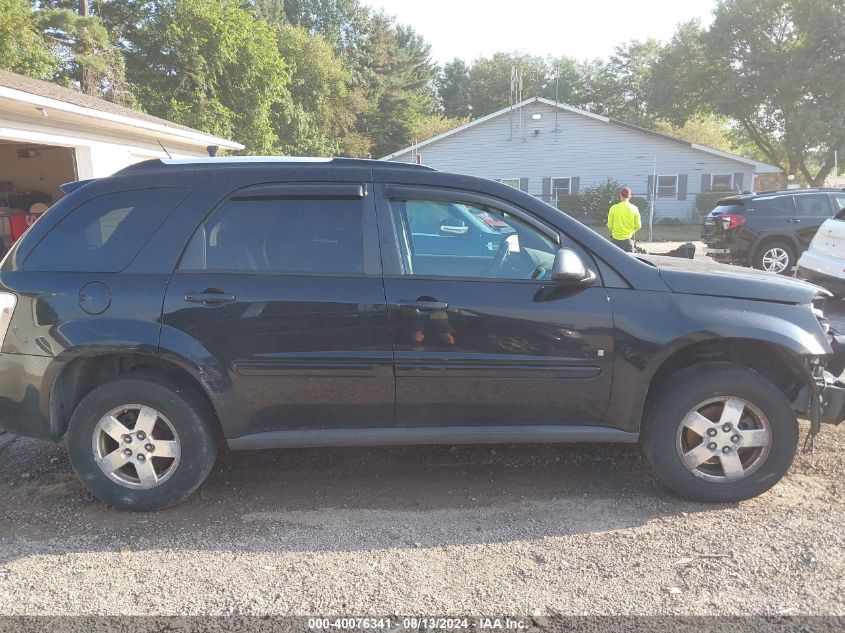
xmin=377 ymin=186 xmax=614 ymax=428
xmin=161 ymin=183 xmax=394 ymax=439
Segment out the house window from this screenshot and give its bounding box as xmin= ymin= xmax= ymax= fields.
xmin=657 ymin=175 xmax=678 ymax=199
xmin=711 ymin=174 xmax=734 ymax=191
xmin=498 ymin=178 xmax=521 ymax=189
xmin=551 ymin=177 xmax=571 ymax=198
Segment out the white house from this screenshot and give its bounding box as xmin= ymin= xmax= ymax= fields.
xmin=383 ymin=97 xmax=781 ymax=221
xmin=0 ymin=69 xmax=242 ymax=209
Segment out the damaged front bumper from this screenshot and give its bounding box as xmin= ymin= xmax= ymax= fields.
xmin=795 ymin=330 xmax=845 ymax=451
xmin=818 ymin=331 xmax=845 ymax=426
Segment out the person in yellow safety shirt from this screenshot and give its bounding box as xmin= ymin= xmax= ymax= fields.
xmin=606 ymin=186 xmax=641 ymax=252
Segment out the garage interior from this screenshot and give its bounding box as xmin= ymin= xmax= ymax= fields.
xmin=0 ymin=141 xmax=76 ymax=252
xmin=0 ymin=141 xmax=76 ymax=209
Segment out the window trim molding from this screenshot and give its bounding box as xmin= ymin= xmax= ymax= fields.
xmin=656 ymin=174 xmax=679 ymax=200
xmin=176 ymin=189 xmax=372 ymax=276
xmin=497 ymin=178 xmax=521 ymax=189
xmin=710 ymin=173 xmax=734 ymax=191
xmin=551 ymin=176 xmax=571 ymax=198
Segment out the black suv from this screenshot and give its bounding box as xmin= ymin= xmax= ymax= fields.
xmin=0 ymin=158 xmax=843 ymax=510
xmin=702 ymin=188 xmax=845 ymax=274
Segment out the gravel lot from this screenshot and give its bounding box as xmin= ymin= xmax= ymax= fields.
xmin=0 ymin=299 xmax=842 ymax=621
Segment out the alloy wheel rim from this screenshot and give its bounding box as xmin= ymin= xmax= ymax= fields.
xmin=761 ymin=248 xmax=790 ymax=273
xmin=91 ymin=404 xmax=181 ymax=489
xmin=675 ymin=396 xmax=772 ymax=483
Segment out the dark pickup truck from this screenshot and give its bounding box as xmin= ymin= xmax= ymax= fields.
xmin=0 ymin=157 xmax=842 ymax=510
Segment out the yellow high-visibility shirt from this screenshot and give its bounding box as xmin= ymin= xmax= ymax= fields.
xmin=607 ymin=200 xmax=642 ymax=240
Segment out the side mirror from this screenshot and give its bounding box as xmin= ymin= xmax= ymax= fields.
xmin=551 ymin=248 xmax=596 ymax=285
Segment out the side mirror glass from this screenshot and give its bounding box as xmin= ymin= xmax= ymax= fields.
xmin=551 ymin=247 xmax=596 ymax=285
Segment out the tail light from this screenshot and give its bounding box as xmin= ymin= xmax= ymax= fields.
xmin=720 ymin=214 xmax=746 ymax=231
xmin=0 ymin=292 xmax=16 ymax=347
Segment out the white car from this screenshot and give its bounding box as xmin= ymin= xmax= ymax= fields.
xmin=797 ymin=206 xmax=845 ymax=297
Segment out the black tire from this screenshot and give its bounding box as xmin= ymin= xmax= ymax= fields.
xmin=752 ymin=240 xmax=795 ymax=275
xmin=642 ymin=362 xmax=799 ymax=503
xmin=67 ymin=373 xmax=218 ymax=511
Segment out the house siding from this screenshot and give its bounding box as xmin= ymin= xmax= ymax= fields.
xmin=388 ymin=101 xmax=757 ymax=221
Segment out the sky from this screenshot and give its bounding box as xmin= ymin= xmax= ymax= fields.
xmin=363 ymin=0 xmax=718 ymax=63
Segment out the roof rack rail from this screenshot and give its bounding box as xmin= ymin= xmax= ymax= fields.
xmin=119 ymin=156 xmax=435 ymax=173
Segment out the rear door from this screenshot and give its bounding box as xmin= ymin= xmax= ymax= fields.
xmin=161 ymin=183 xmax=395 ymax=440
xmin=376 ymin=184 xmax=614 ymax=428
xmin=738 ymin=196 xmax=796 ymax=251
xmin=792 ymin=193 xmax=835 ymax=249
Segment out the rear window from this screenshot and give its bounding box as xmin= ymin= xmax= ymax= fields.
xmin=710 ymin=203 xmax=745 ymax=216
xmin=24 ymin=188 xmax=188 ymax=272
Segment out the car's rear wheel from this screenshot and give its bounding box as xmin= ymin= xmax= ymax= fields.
xmin=643 ymin=362 xmax=799 ymax=502
xmin=753 ymin=240 xmax=795 ymax=274
xmin=67 ymin=374 xmax=218 ymax=511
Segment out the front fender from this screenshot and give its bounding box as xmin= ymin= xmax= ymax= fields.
xmin=603 ymin=290 xmax=828 ymax=432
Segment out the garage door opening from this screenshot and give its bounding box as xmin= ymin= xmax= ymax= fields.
xmin=0 ymin=142 xmax=76 ymax=253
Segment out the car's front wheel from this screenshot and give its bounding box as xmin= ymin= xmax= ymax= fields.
xmin=643 ymin=362 xmax=799 ymax=502
xmin=67 ymin=374 xmax=218 ymax=511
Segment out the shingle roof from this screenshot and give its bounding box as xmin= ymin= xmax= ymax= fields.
xmin=382 ymin=96 xmax=781 ymax=173
xmin=0 ymin=69 xmax=241 ymax=149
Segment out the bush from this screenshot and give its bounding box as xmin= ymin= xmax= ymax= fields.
xmin=582 ymin=178 xmax=621 ymax=223
xmin=554 ymin=194 xmax=585 ymax=215
xmin=695 ymin=191 xmax=730 ymax=215
xmin=630 ymin=196 xmax=648 ymax=212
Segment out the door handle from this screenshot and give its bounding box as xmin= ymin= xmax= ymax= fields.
xmin=786 ymin=218 xmax=801 ymax=223
xmin=397 ymin=300 xmax=449 ymax=311
xmin=185 ymin=291 xmax=237 ymax=306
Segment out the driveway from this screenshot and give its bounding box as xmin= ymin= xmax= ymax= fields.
xmin=0 ymin=293 xmax=842 ymax=621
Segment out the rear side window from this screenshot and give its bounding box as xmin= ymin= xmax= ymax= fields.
xmin=746 ymin=197 xmax=795 ymax=216
xmin=179 ymin=197 xmax=364 ymax=274
xmin=25 ymin=188 xmax=188 ymax=272
xmin=833 ymin=194 xmax=845 ymax=218
xmin=793 ymin=193 xmax=831 ymax=216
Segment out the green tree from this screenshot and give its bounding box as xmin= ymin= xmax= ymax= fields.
xmin=653 ymin=1 xmax=845 ymax=186
xmin=467 ymin=53 xmax=549 ymax=117
xmin=409 ymin=113 xmax=470 ymax=142
xmin=33 ymin=0 xmax=131 ymax=102
xmin=277 ymin=0 xmax=373 ymax=85
xmin=356 ymin=13 xmax=437 ymax=157
xmin=437 ymin=58 xmax=471 ymax=118
xmin=649 ymin=20 xmax=710 ymax=124
xmin=0 ymin=0 xmax=56 ymax=78
xmin=127 ymin=0 xmax=290 ymax=154
xmin=582 ymin=178 xmax=621 ymax=223
xmin=605 ymin=39 xmax=662 ymax=125
xmin=654 ymin=114 xmax=741 ymax=154
xmin=276 ymin=24 xmax=369 ymax=156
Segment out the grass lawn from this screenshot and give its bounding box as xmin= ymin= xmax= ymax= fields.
xmin=582 ymin=222 xmax=702 ymax=243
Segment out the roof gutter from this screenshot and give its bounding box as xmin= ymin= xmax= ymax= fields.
xmin=0 ymin=86 xmax=244 ymax=151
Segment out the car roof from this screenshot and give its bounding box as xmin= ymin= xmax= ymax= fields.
xmin=116 ymin=156 xmax=435 ymax=176
xmin=717 ymin=188 xmax=845 ymax=205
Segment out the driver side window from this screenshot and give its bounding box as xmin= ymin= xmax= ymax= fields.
xmin=389 ymin=198 xmax=558 ymax=280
